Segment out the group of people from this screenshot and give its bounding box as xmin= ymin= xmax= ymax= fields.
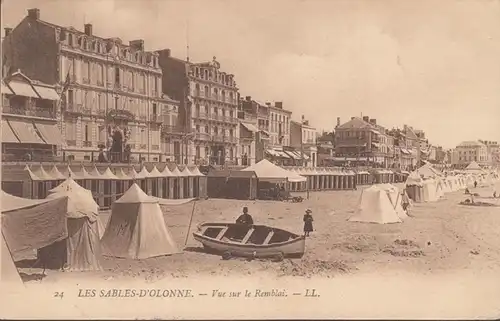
xmin=236 ymin=206 xmax=314 ymax=237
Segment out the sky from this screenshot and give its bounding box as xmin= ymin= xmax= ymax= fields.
xmin=2 ymin=0 xmax=500 ymax=148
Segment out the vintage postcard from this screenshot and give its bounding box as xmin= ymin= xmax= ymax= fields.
xmin=1 ymin=0 xmax=500 ymax=319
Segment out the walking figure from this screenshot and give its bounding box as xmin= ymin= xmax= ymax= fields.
xmin=303 ymin=209 xmax=314 ymax=237
xmin=474 ymin=181 xmax=478 ymax=188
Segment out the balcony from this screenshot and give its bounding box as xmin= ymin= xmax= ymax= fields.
xmin=152 ymin=144 xmax=160 ymax=150
xmin=97 ymin=80 xmax=104 ymax=87
xmin=67 ymin=140 xmax=76 ymax=146
xmin=161 ymin=124 xmax=185 ymax=136
xmin=3 ymin=105 xmax=56 ymax=119
xmin=194 ymin=112 xmax=208 ymax=119
xmin=82 ymin=78 xmax=90 ymax=85
xmin=194 ymin=133 xmax=211 ymax=141
xmin=139 ymin=114 xmax=147 ymax=121
xmin=83 ymin=141 xmax=92 ymax=147
xmin=139 ymin=144 xmax=147 ymax=150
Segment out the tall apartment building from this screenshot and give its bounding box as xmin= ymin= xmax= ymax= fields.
xmin=2 ymin=8 xmax=180 ymax=162
xmin=268 ymin=102 xmax=291 ymax=148
xmin=290 ymin=118 xmax=317 ymax=167
xmin=240 ymin=96 xmax=271 ymax=164
xmin=157 ymin=50 xmax=239 ymax=166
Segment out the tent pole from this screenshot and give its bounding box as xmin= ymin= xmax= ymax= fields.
xmin=184 ymin=200 xmax=197 ymax=247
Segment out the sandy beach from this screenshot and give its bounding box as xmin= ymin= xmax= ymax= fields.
xmin=20 ymin=184 xmax=500 ymax=282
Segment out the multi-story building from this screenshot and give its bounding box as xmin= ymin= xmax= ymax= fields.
xmin=2 ymin=71 xmax=65 ymax=161
xmin=335 ymin=116 xmax=389 ymax=167
xmin=3 ymin=8 xmax=180 ymax=163
xmin=158 ymin=50 xmax=239 ymax=166
xmin=239 ymin=96 xmax=271 ymax=164
xmin=290 ymin=117 xmax=317 ymax=167
xmin=452 ymin=140 xmax=489 ymax=167
xmin=479 ymin=140 xmax=500 ymax=166
xmin=268 ymin=102 xmax=291 ymax=148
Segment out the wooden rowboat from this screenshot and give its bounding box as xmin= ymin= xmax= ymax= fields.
xmin=193 ymin=223 xmax=305 ymax=260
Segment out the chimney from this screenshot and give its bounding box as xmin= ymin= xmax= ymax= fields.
xmin=363 ymin=116 xmax=369 ymax=122
xmin=370 ymin=119 xmax=376 ymax=125
xmin=245 ymin=96 xmax=251 ymax=101
xmin=275 ymin=101 xmax=283 ymax=109
xmin=4 ymin=28 xmax=12 ymax=37
xmin=27 ymin=8 xmax=40 ymax=20
xmin=351 ymin=117 xmax=355 ymax=120
xmin=130 ymin=40 xmax=145 ymax=51
xmin=265 ymin=102 xmax=271 ymax=107
xmin=337 ymin=117 xmax=341 ymax=127
xmin=84 ymin=24 xmax=93 ymax=36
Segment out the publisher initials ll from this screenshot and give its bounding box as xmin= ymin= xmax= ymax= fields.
xmin=305 ymin=289 xmax=319 ymax=297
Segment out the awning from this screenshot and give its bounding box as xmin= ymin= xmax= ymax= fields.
xmin=284 ymin=151 xmax=301 ymax=160
xmin=275 ymin=150 xmax=290 ymax=158
xmin=2 ymin=120 xmax=20 ymax=143
xmin=7 ymin=81 xmax=40 ymax=98
xmin=266 ymin=149 xmax=279 ymax=157
xmin=371 ymin=142 xmax=380 ymax=148
xmin=8 ymin=119 xmax=45 ymax=144
xmin=34 ymin=122 xmax=66 ymax=146
xmin=401 ymin=148 xmax=410 ymax=155
xmin=240 ymin=122 xmax=258 ymax=133
xmin=33 ymin=85 xmax=60 ymax=100
xmin=1 ymin=81 xmax=14 ymax=95
xmin=260 ymin=130 xmax=270 ymax=136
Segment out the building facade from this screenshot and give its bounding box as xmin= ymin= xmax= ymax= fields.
xmin=158 ymin=50 xmax=239 ymax=165
xmin=239 ymin=96 xmax=271 ymax=164
xmin=290 ymin=118 xmax=317 ymax=167
xmin=452 ymin=140 xmax=489 ymax=167
xmin=335 ymin=116 xmax=390 ymax=167
xmin=2 ymin=71 xmax=64 ymax=161
xmin=479 ymin=140 xmax=500 ymax=166
xmin=268 ymin=102 xmax=291 ymax=148
xmin=3 ymin=8 xmax=180 ymax=163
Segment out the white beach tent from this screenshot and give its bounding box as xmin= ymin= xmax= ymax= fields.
xmin=100 ymin=184 xmax=179 ymax=259
xmin=241 ymin=159 xmax=306 ymax=182
xmin=45 ymin=179 xmax=103 ymax=271
xmin=48 ymin=177 xmax=106 ymax=237
xmin=348 ymin=185 xmax=402 ymax=224
xmin=377 ymin=184 xmax=408 ymax=220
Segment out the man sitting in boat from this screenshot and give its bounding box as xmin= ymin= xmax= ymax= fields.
xmin=236 ymin=207 xmax=254 ymax=226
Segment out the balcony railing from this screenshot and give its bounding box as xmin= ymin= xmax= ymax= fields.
xmin=161 ymin=124 xmax=185 ymax=135
xmin=3 ymin=105 xmax=56 ymax=119
xmin=152 ymin=144 xmax=160 ymax=150
xmin=67 ymin=140 xmax=77 ymax=146
xmin=149 ymin=114 xmax=162 ymax=123
xmin=139 ymin=144 xmax=147 ymax=150
xmin=194 ymin=133 xmax=211 ymax=141
xmin=83 ymin=141 xmax=92 ymax=147
xmin=82 ymin=78 xmax=90 ymax=84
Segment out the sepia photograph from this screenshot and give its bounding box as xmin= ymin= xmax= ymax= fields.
xmin=1 ymin=0 xmax=500 ymax=319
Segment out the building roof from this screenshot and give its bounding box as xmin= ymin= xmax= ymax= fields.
xmin=457 ymin=141 xmax=486 ymax=148
xmin=337 ymin=117 xmax=374 ymax=130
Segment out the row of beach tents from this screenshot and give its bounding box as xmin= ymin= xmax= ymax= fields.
xmin=347 ymin=162 xmax=499 ymax=224
xmin=1 ymin=177 xmax=191 ymax=288
xmin=24 ymin=164 xmax=205 ymax=181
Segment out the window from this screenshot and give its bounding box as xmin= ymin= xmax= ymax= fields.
xmin=204 ymin=126 xmax=209 ymax=133
xmin=114 ymin=96 xmax=119 ymax=109
xmin=221 ymin=90 xmax=225 ymax=101
xmin=204 ymin=86 xmax=209 ymax=97
xmin=230 ymin=129 xmax=233 ymax=137
xmin=67 ymin=89 xmax=74 ymax=106
xmin=153 ymin=103 xmax=157 ymax=115
xmin=214 ymin=127 xmax=218 ymax=135
xmin=68 ymin=33 xmax=73 ymax=45
xmin=85 ymin=124 xmax=89 ymax=141
xmin=196 ymin=146 xmax=200 ymax=158
xmin=65 ymin=120 xmax=76 ymax=140
xmin=196 ymin=125 xmax=200 ymax=132
xmin=115 ymin=67 xmax=120 ymax=84
xmin=154 ymin=77 xmax=158 ymax=94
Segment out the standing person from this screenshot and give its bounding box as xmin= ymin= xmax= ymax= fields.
xmin=474 ymin=180 xmax=478 ymax=188
xmin=303 ymin=209 xmax=314 ymax=237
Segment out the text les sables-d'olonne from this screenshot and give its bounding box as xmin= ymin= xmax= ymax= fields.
xmin=76 ymin=288 xmax=320 ymax=298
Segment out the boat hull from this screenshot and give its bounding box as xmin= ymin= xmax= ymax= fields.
xmin=192 ymin=223 xmax=305 ymax=259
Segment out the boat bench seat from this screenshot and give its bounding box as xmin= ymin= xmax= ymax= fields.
xmin=241 ymin=228 xmax=255 ymax=244
xmin=262 ymin=230 xmax=275 ymax=245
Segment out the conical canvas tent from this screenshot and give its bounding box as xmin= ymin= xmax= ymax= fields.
xmin=101 ymin=184 xmax=178 ymax=259
xmin=42 ymin=179 xmax=103 ymax=271
xmin=1 ymin=233 xmax=24 ymax=289
xmin=348 ymin=185 xmax=403 ymax=224
xmin=48 ymin=178 xmax=106 ymax=238
xmin=241 ymin=159 xmax=306 ymax=182
xmin=377 ymin=184 xmax=408 ymax=220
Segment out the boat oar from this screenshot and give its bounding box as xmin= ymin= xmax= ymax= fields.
xmin=184 ymin=200 xmax=197 ymax=248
